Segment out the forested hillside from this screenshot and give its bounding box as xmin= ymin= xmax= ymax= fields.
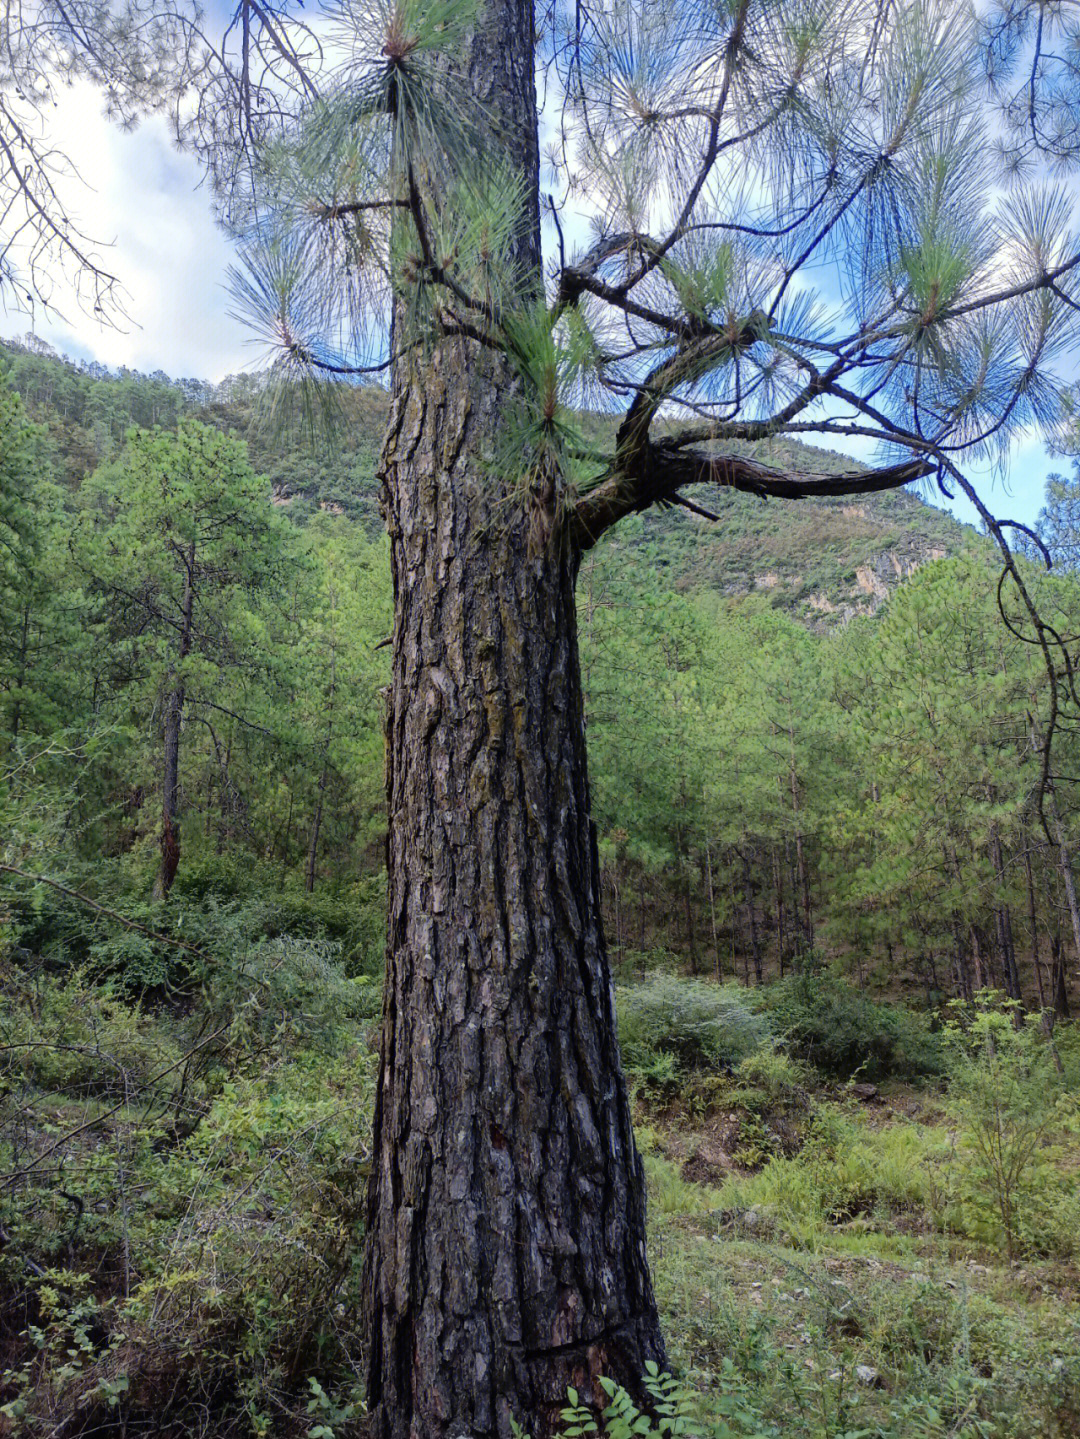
xmin=1 ymin=332 xmax=1074 ymax=1008
xmin=1 ymin=336 xmax=966 ymax=614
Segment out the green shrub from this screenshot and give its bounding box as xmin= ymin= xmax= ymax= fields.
xmin=616 ymin=975 xmax=769 ymax=1079
xmin=731 ymin=1046 xmax=811 ymax=1107
xmin=756 ymin=972 xmax=943 ymax=1080
xmin=0 ymin=915 xmax=379 ymax=1439
xmin=3 ymin=863 xmax=386 ymax=997
xmin=609 ymin=946 xmax=683 ymax=984
xmin=944 ymin=996 xmax=1079 ymax=1260
xmin=0 ymin=1033 xmax=376 ymax=1436
xmin=201 ymin=929 xmax=376 ymax=1051
xmin=552 ymin=1364 xmax=777 ymax=1439
xmin=0 ymin=965 xmax=183 ymax=1099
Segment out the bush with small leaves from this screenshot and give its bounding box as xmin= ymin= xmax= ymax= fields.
xmin=617 ymin=975 xmax=769 ymax=1081
xmin=943 ymin=994 xmax=1079 ymax=1260
xmin=754 ymin=972 xmax=943 ymax=1080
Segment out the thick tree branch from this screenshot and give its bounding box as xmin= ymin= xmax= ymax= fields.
xmin=568 ymin=440 xmax=934 ymax=550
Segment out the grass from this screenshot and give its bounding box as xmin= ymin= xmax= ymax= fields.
xmin=649 ymin=1218 xmax=1080 ymax=1436
xmin=645 ymin=1102 xmax=1080 ymax=1437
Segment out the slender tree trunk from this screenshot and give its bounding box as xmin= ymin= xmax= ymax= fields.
xmin=787 ymin=724 xmax=814 ymax=952
xmin=1022 ymin=846 xmax=1063 ymax=1066
xmin=278 ymin=787 xmax=294 ymax=884
xmin=772 ymin=846 xmax=786 ymax=979
xmin=705 ymin=831 xmax=721 ymax=982
xmin=639 ymin=870 xmax=646 ymax=953
xmin=674 ymin=820 xmax=697 ymax=970
xmin=1051 ymin=933 xmax=1070 ymax=1018
xmin=306 ymin=646 xmax=337 ymax=893
xmin=9 ymin=602 xmax=30 ymax=749
xmin=362 ymin=9 xmax=663 ymax=1428
xmin=741 ymin=851 xmax=763 ymax=985
xmin=988 ymin=826 xmax=1022 ymax=1005
xmin=1023 ymin=845 xmax=1048 ymax=1015
xmin=952 ymin=920 xmax=971 ymax=1002
xmin=153 ymin=539 xmax=195 ymax=902
xmin=612 ymin=860 xmax=623 ymax=964
xmin=305 ymin=777 xmax=327 ymax=893
xmin=728 ymin=868 xmax=739 ymax=978
xmin=970 ymin=924 xmax=986 ymax=992
xmin=218 ymin=725 xmax=234 ymax=848
xmin=155 ymin=684 xmax=185 ymax=900
xmin=1047 ymin=781 xmax=1080 ymax=983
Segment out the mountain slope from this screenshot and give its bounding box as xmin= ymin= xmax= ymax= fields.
xmin=3 ymin=334 xmax=974 ymax=619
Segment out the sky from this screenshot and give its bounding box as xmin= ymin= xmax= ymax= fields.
xmin=0 ymin=76 xmax=1063 ymax=534
xmin=2 ymin=80 xmax=253 ymax=380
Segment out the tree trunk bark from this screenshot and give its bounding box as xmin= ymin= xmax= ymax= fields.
xmin=705 ymin=831 xmax=721 ymax=982
xmin=365 ymin=391 xmax=664 ymax=1435
xmin=677 ymin=820 xmax=697 ymax=971
xmin=279 ymin=787 xmax=294 ymax=885
xmin=305 ymin=776 xmax=326 ymax=893
xmin=988 ymin=826 xmax=1022 ymax=1006
xmin=970 ymin=924 xmax=987 ymax=992
xmin=951 ymin=919 xmax=971 ymax=1002
xmin=786 ymin=724 xmax=814 ymax=953
xmin=361 ymin=7 xmax=663 ymax=1427
xmin=154 ymin=685 xmax=184 ymax=900
xmin=1023 ymin=844 xmax=1049 ymax=1015
xmin=741 ymin=851 xmax=763 ymax=985
xmin=1051 ymin=933 xmax=1071 ymax=1018
xmin=772 ymin=846 xmax=785 ymax=979
xmin=9 ymin=601 xmax=30 ymax=749
xmin=639 ymin=870 xmax=646 ymax=954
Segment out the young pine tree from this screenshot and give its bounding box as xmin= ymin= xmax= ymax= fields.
xmin=76 ymin=420 xmax=292 ymax=899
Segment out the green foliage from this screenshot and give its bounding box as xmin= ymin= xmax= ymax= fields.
xmin=0 ymin=932 xmax=375 ymax=1437
xmin=732 ymin=1048 xmax=811 ymax=1107
xmin=943 ymin=996 xmax=1078 ymax=1259
xmin=756 ymin=973 xmax=944 ymax=1081
xmin=714 ymin=1105 xmax=941 ymax=1249
xmin=0 ymin=346 xmax=393 ymax=910
xmin=553 ymin=1365 xmax=777 ymax=1439
xmin=617 ymin=975 xmax=769 ymax=1079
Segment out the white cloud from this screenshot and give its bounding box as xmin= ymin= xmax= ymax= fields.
xmin=6 ymin=80 xmax=252 ymax=381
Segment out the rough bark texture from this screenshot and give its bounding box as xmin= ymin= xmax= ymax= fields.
xmin=361 ymin=2 xmax=665 ymax=1433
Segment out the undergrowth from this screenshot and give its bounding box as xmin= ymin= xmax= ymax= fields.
xmin=3 ymin=891 xmax=1078 ymax=1439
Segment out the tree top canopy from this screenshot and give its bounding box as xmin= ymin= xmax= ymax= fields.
xmin=6 ymin=0 xmax=1080 ymax=543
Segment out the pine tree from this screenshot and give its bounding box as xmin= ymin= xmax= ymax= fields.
xmin=75 ymin=420 xmax=292 ymax=898
xmin=224 ymin=3 xmax=1080 ymax=1431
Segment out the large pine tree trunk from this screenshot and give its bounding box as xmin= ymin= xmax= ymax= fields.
xmin=364 ymin=366 xmax=664 ymax=1436
xmin=361 ymin=4 xmax=664 ymax=1432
